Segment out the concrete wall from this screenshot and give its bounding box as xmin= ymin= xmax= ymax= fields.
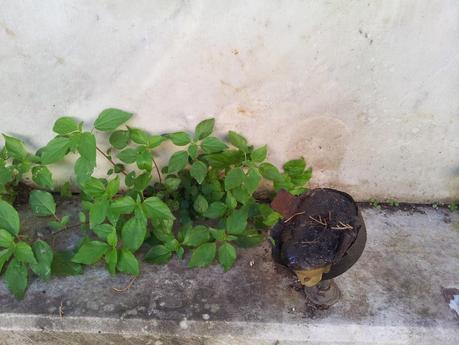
xmin=1 ymin=0 xmax=458 ymax=202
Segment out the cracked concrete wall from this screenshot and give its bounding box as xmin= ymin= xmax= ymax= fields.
xmin=0 ymin=0 xmax=458 ymax=202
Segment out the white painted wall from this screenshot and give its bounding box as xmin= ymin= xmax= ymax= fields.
xmin=1 ymin=0 xmax=458 ymax=202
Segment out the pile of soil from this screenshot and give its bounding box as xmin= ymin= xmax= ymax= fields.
xmin=271 ymin=188 xmax=360 ymax=271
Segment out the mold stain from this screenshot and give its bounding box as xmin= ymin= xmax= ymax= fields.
xmin=0 ymin=22 xmax=16 ymax=37
xmin=287 ymin=116 xmax=350 ymax=173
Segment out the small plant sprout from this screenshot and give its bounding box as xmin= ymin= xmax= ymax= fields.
xmin=448 ymin=202 xmax=458 ymax=212
xmin=369 ymin=199 xmax=381 ymax=209
xmin=386 ymin=199 xmax=400 ymax=207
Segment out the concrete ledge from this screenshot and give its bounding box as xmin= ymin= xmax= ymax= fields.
xmin=1 ymin=200 xmax=458 ymax=344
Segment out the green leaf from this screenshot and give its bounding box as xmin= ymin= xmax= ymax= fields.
xmin=144 ymin=245 xmax=172 ymax=265
xmin=251 ymin=145 xmax=267 ymax=162
xmin=203 ymin=201 xmax=227 ymax=219
xmin=106 ymin=176 xmax=120 ymax=198
xmin=188 ymin=143 xmax=198 ymax=159
xmin=225 ymin=192 xmax=237 ymax=209
xmin=228 ymin=131 xmax=248 ymax=151
xmin=244 ymin=167 xmax=261 ymax=194
xmin=202 ymin=150 xmax=244 ymax=169
xmin=148 ymin=135 xmax=166 ymax=148
xmin=224 ymin=167 xmax=245 ymax=191
xmin=94 ymin=108 xmax=133 ymax=131
xmin=60 ymin=182 xmax=73 ymax=198
xmin=79 ymin=211 xmax=86 ymax=223
xmin=117 ymin=147 xmax=138 ymax=164
xmin=121 ymin=215 xmax=147 ymax=252
xmin=105 ymin=247 xmax=117 ymax=275
xmin=78 ymin=132 xmax=97 ymax=167
xmin=30 ymin=240 xmax=53 ymax=281
xmin=117 ymin=249 xmax=139 ymax=275
xmin=190 ymin=161 xmax=207 ymax=184
xmin=48 ymin=220 xmax=65 ymax=232
xmin=82 ymin=177 xmax=106 ymax=198
xmin=182 ymin=225 xmax=210 ymax=247
xmin=110 ymin=196 xmax=136 ymax=214
xmin=167 ymin=132 xmax=191 ymax=146
xmin=0 ymin=229 xmax=14 ymax=248
xmin=136 ymin=149 xmax=152 ymax=171
xmin=0 ymin=165 xmax=13 ymax=185
xmin=128 ymin=127 xmax=150 ymax=145
xmin=233 ymin=231 xmax=264 ymax=248
xmin=188 ymin=242 xmax=216 ymax=268
xmin=201 ymin=137 xmax=228 ymax=154
xmin=68 ymin=132 xmax=81 ymax=152
xmin=226 ymin=209 xmax=248 ymax=235
xmin=193 ymin=194 xmax=208 ymax=214
xmin=53 ymin=117 xmax=79 ymax=135
xmin=40 ymin=137 xmax=71 ymax=165
xmin=262 ymin=210 xmax=281 ymax=227
xmin=194 ymin=118 xmax=215 ymax=140
xmin=0 ymin=201 xmax=20 ymax=236
xmin=210 ymin=228 xmax=226 ymax=241
xmin=61 ymin=215 xmax=70 ymax=226
xmin=231 ymin=186 xmax=251 ymax=204
xmin=51 ymin=250 xmax=83 ymax=276
xmin=164 ymin=177 xmax=181 ymax=191
xmin=72 ymin=240 xmax=109 ymax=265
xmin=259 ymin=162 xmax=283 ymax=181
xmin=3 ymin=134 xmax=27 ymax=159
xmin=283 ymin=157 xmax=306 ymax=177
xmin=125 ymin=172 xmax=137 ymax=188
xmin=74 ymin=157 xmax=94 ymax=184
xmin=15 ymin=242 xmax=37 ymax=264
xmin=143 ymin=197 xmax=175 ymax=220
xmin=290 ymin=169 xmax=312 ymax=186
xmin=89 ymin=199 xmax=108 ymax=228
xmin=5 ymin=259 xmax=28 ymax=299
xmin=106 ymin=227 xmax=118 ymax=247
xmin=29 ymin=190 xmax=56 ymax=217
xmin=134 ymin=172 xmax=151 ymax=191
xmin=0 ymin=248 xmax=13 ymax=272
xmin=109 ymin=130 xmax=130 ymax=149
xmin=32 ymin=166 xmax=53 ymax=189
xmin=218 ymin=242 xmax=237 ymax=272
xmin=167 ymin=150 xmax=188 ymax=173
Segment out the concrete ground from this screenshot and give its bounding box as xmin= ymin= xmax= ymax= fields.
xmin=0 ymin=199 xmax=458 ymax=345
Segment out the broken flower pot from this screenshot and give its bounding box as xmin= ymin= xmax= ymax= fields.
xmin=270 ymin=188 xmax=367 ymax=306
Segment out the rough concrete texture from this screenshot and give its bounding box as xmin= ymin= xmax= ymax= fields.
xmin=0 ymin=199 xmax=458 ymax=344
xmin=1 ymin=0 xmax=459 ymax=202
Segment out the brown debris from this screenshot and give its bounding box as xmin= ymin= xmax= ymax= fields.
xmin=271 ymin=189 xmax=301 ymax=218
xmin=112 ymin=277 xmax=137 ymax=293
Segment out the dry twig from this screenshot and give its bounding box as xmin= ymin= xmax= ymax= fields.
xmin=283 ymin=211 xmax=306 ymax=223
xmin=112 ymin=277 xmax=137 ymax=293
xmin=331 ymin=221 xmax=354 ymax=231
xmin=59 ymin=300 xmax=64 ymax=318
xmin=299 ymin=240 xmax=318 ymax=245
xmin=308 ymin=215 xmax=327 ymax=226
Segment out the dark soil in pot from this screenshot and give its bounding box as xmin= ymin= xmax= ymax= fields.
xmin=271 ymin=188 xmax=364 ymax=274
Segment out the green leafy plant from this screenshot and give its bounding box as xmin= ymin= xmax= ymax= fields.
xmin=0 ymin=109 xmax=312 ymax=298
xmin=369 ymin=199 xmax=381 ymax=209
xmin=386 ymin=199 xmax=400 ymax=207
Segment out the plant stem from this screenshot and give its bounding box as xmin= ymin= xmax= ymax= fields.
xmin=42 ymin=222 xmax=83 ymax=241
xmin=96 ymin=146 xmax=127 ymax=176
xmin=152 ymin=156 xmax=162 ymax=183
